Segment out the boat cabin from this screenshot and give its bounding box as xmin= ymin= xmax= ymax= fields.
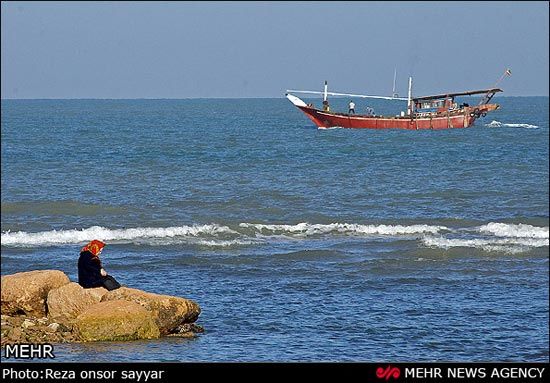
xmin=412 ymin=88 xmax=502 ymax=114
xmin=414 ymin=98 xmax=457 ymax=113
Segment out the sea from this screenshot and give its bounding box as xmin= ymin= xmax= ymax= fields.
xmin=1 ymin=96 xmax=548 ymax=362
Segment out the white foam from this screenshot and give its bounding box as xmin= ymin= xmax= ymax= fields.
xmin=422 ymin=236 xmax=549 ymax=253
xmin=239 ymin=222 xmax=447 ymax=236
xmin=485 ymin=120 xmax=501 ymax=127
xmin=194 ymin=239 xmax=259 ymax=248
xmin=3 ymin=222 xmax=548 ymax=251
xmin=0 ymin=224 xmax=238 ymax=247
xmin=422 ymin=222 xmax=549 ymax=253
xmin=485 ymin=120 xmax=538 ymax=129
xmin=479 ymin=222 xmax=548 ymax=239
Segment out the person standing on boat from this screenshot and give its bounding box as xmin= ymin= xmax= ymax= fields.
xmin=348 ymin=100 xmax=355 ymax=114
xmin=78 ymin=239 xmax=121 ymax=291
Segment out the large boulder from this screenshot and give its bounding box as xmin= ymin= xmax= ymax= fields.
xmin=47 ymin=282 xmax=108 ymax=320
xmin=75 ymin=300 xmax=160 ymax=342
xmin=101 ymin=287 xmax=201 ymax=335
xmin=1 ymin=270 xmax=70 ymax=316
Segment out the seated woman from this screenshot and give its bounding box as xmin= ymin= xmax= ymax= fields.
xmin=78 ymin=239 xmax=121 ymax=291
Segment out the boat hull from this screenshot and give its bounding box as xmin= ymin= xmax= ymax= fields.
xmin=294 ymin=104 xmax=498 ymax=130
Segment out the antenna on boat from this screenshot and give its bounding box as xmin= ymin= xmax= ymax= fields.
xmin=392 ymin=68 xmax=398 ymax=98
xmin=323 ymin=80 xmax=328 ymax=102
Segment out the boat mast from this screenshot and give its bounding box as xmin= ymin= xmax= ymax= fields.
xmin=407 ymin=76 xmax=413 ymax=115
xmin=322 ymin=80 xmax=330 ymax=111
xmin=392 ymin=68 xmax=398 ymax=98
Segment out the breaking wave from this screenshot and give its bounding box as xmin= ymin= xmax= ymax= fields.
xmin=2 ymin=222 xmax=547 ymax=253
xmin=0 ymin=224 xmax=238 ymax=247
xmin=1 ymin=222 xmax=448 ymax=247
xmin=239 ymin=222 xmax=446 ymax=236
xmin=422 ymin=222 xmax=549 ymax=253
xmin=479 ymin=222 xmax=548 ymax=239
xmin=485 ymin=120 xmax=539 ymax=129
xmin=421 ymin=236 xmax=549 ymax=254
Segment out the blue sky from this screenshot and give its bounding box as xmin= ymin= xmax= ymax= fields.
xmin=1 ymin=1 xmax=548 ymax=98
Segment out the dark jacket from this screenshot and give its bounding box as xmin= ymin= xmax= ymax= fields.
xmin=78 ymin=250 xmax=104 ymax=288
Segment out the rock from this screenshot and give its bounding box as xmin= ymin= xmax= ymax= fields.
xmin=1 ymin=270 xmax=70 ymax=317
xmin=1 ymin=270 xmax=203 ymax=344
xmin=102 ymin=287 xmax=201 ymax=335
xmin=22 ymin=319 xmax=35 ymax=329
xmin=9 ymin=327 xmax=23 ymax=342
xmin=1 ymin=325 xmax=13 ymax=337
xmin=167 ymin=323 xmax=205 ymax=338
xmin=47 ymin=282 xmax=108 ymax=320
xmin=75 ymin=300 xmax=160 ymax=342
xmin=174 ymin=323 xmax=204 ymax=333
xmin=56 ymin=323 xmax=71 ymax=333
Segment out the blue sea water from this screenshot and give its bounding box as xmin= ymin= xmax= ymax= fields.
xmin=1 ymin=96 xmax=548 ymax=362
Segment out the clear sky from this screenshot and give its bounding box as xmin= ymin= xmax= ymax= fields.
xmin=1 ymin=1 xmax=548 ymax=98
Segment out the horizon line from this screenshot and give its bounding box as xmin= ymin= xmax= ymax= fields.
xmin=0 ymin=96 xmax=286 ymax=100
xmin=2 ymin=95 xmax=548 ymax=101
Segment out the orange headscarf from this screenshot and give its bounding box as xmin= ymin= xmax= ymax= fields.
xmin=81 ymin=240 xmax=106 ymax=256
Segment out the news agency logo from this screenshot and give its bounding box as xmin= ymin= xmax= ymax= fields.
xmin=3 ymin=344 xmax=54 ymax=359
xmin=376 ymin=365 xmax=401 ymax=381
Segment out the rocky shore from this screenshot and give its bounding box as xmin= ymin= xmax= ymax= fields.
xmin=1 ymin=270 xmax=203 ymax=345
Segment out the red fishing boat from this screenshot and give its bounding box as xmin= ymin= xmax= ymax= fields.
xmin=286 ymin=71 xmax=509 ymax=130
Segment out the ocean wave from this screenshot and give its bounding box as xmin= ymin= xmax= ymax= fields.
xmin=479 ymin=222 xmax=548 ymax=239
xmin=194 ymin=239 xmax=259 ymax=248
xmin=239 ymin=222 xmax=447 ymax=236
xmin=422 ymin=222 xmax=549 ymax=252
xmin=485 ymin=120 xmax=539 ymax=129
xmin=0 ymin=224 xmax=238 ymax=247
xmin=421 ymin=236 xmax=549 ymax=253
xmin=0 ymin=222 xmax=449 ymax=247
xmin=142 ymin=237 xmax=259 ymax=248
xmin=2 ymin=222 xmax=548 ymax=250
